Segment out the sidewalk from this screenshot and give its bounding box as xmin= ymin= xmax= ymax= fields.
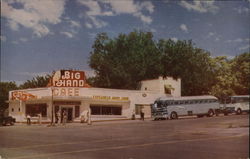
xmin=8 ymin=118 xmax=151 ymax=128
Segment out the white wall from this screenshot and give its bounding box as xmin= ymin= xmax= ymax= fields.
xmin=140 ymin=76 xmax=181 ymax=97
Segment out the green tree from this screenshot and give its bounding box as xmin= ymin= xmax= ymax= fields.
xmin=210 ymin=56 xmax=236 ymax=99
xmin=19 ymin=75 xmax=51 ymax=89
xmin=89 ymin=31 xmax=162 ymax=89
xmin=231 ymin=52 xmax=250 ymax=95
xmin=158 ymin=39 xmax=215 ymax=95
xmin=0 ymin=82 xmax=18 ymax=116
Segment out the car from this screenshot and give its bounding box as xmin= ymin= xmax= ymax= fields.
xmin=0 ymin=116 xmax=16 ymax=126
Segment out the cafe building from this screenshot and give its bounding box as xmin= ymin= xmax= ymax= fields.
xmin=8 ymin=70 xmax=181 ymax=122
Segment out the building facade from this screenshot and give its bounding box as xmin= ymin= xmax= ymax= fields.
xmin=8 ymin=73 xmax=181 ymax=122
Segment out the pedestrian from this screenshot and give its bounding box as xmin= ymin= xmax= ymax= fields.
xmin=62 ymin=110 xmax=67 ymax=125
xmin=56 ymin=110 xmax=61 ymax=125
xmin=37 ymin=113 xmax=42 ymax=125
xmin=140 ymin=108 xmax=144 ymax=121
xmin=80 ymin=110 xmax=85 ymax=123
xmin=132 ymin=109 xmax=135 ymax=120
xmin=27 ymin=114 xmax=31 ymax=125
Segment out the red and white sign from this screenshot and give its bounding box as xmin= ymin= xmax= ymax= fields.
xmin=52 ymin=70 xmax=89 ymax=87
xmin=11 ymin=91 xmax=37 ymax=101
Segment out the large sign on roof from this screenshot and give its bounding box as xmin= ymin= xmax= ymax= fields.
xmin=50 ymin=70 xmax=90 ymax=87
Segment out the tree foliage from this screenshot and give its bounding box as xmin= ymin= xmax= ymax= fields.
xmin=157 ymin=39 xmax=215 ymax=95
xmin=89 ymin=31 xmax=161 ymax=89
xmin=88 ymin=31 xmax=249 ymax=98
xmin=0 ymin=82 xmax=18 ymax=116
xmin=19 ymin=75 xmax=51 ymax=89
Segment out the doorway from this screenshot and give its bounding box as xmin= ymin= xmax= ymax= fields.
xmin=61 ymin=107 xmax=73 ymax=122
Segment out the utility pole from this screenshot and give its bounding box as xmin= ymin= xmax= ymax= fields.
xmin=51 ymin=87 xmax=55 ymax=126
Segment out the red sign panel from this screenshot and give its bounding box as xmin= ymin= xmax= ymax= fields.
xmin=52 ymin=70 xmax=90 ymax=87
xmin=11 ymin=91 xmax=37 ymax=101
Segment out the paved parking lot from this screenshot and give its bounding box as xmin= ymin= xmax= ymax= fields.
xmin=0 ymin=115 xmax=249 ymax=159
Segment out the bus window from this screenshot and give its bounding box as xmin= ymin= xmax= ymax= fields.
xmin=185 ymin=101 xmax=189 ymax=104
xmin=174 ymin=101 xmax=179 ymax=105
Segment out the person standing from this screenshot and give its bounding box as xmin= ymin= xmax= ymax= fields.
xmin=56 ymin=110 xmax=61 ymax=125
xmin=38 ymin=113 xmax=42 ymax=125
xmin=140 ymin=107 xmax=145 ymax=121
xmin=62 ymin=110 xmax=67 ymax=125
xmin=27 ymin=114 xmax=31 ymax=125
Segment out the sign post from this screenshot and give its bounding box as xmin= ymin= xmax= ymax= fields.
xmin=50 ymin=87 xmax=55 ymax=126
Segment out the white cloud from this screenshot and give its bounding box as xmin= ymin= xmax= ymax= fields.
xmin=207 ymin=32 xmax=215 ymax=37
xmin=1 ymin=0 xmax=66 ymax=37
xmin=239 ymin=44 xmax=250 ymax=51
xmin=170 ymin=37 xmax=178 ymax=42
xmin=69 ymin=20 xmax=81 ymax=28
xmin=215 ymin=37 xmax=220 ymax=41
xmin=0 ymin=35 xmax=7 ymax=42
xmin=150 ymin=28 xmax=156 ymax=33
xmin=208 ymin=23 xmax=213 ymax=27
xmin=226 ymin=38 xmax=247 ymax=43
xmin=88 ymin=33 xmax=97 ymax=39
xmin=180 ymin=24 xmax=188 ymax=33
xmin=85 ymin=23 xmax=93 ymax=29
xmin=234 ymin=38 xmax=243 ymax=42
xmin=77 ymin=0 xmax=154 ymax=28
xmin=61 ymin=32 xmax=74 ymax=38
xmin=234 ymin=6 xmax=249 ymax=14
xmin=179 ymin=0 xmax=219 ymax=14
xmin=19 ymin=37 xmax=28 ymax=42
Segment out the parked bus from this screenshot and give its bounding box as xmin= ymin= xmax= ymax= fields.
xmin=151 ymin=96 xmax=220 ymax=120
xmin=224 ymin=95 xmax=249 ymax=115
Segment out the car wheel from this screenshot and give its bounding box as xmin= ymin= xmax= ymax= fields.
xmin=236 ymin=108 xmax=242 ymax=115
xmin=170 ymin=112 xmax=178 ymax=120
xmin=207 ymin=109 xmax=214 ymax=117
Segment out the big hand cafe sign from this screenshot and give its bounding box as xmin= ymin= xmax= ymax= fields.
xmin=49 ymin=70 xmax=90 ymax=97
xmin=51 ymin=70 xmax=89 ymax=87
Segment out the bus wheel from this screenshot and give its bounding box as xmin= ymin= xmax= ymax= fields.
xmin=207 ymin=109 xmax=214 ymax=117
xmin=170 ymin=112 xmax=178 ymax=120
xmin=236 ymin=108 xmax=242 ymax=115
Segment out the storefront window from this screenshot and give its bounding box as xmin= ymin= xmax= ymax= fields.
xmin=90 ymin=105 xmax=122 ymax=115
xmin=26 ymin=104 xmax=47 ymax=117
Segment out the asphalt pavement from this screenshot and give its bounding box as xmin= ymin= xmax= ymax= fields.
xmin=0 ymin=114 xmax=249 ymax=159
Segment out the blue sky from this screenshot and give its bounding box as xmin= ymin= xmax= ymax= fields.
xmin=1 ymin=0 xmax=250 ymax=85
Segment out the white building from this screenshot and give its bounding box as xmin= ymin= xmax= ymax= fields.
xmin=8 ymin=75 xmax=181 ymax=123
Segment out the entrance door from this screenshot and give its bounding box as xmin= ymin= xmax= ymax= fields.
xmin=61 ymin=107 xmax=73 ymax=122
xmin=67 ymin=108 xmax=73 ymax=121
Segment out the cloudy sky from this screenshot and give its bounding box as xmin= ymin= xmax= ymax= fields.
xmin=1 ymin=0 xmax=250 ymax=85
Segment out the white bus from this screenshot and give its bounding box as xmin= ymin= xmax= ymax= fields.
xmin=151 ymin=96 xmax=220 ymax=120
xmin=225 ymin=95 xmax=249 ymax=115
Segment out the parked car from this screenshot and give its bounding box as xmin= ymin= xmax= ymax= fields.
xmin=0 ymin=116 xmax=16 ymax=126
